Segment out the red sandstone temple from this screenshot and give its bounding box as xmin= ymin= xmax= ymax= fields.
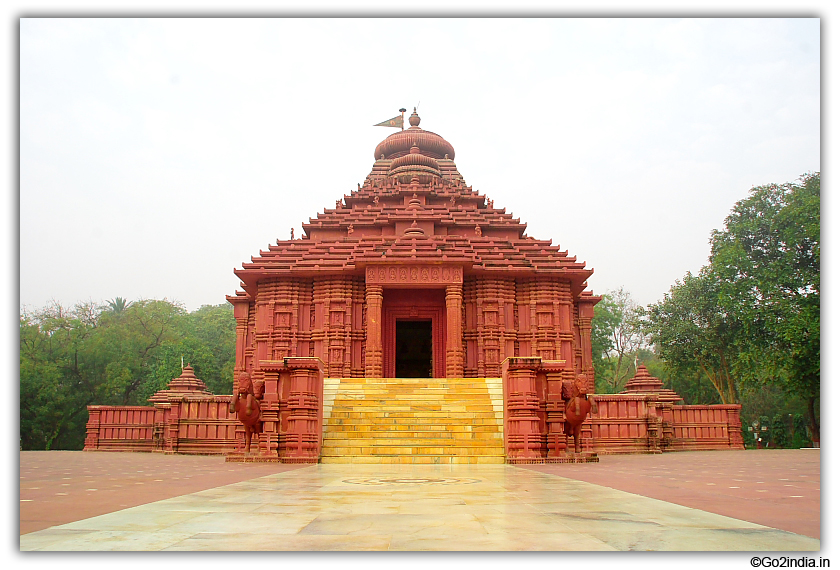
xmin=85 ymin=110 xmax=743 ymax=462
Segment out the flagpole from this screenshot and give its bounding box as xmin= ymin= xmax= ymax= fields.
xmin=399 ymin=108 xmax=406 ymax=131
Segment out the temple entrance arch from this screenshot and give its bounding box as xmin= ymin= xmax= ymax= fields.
xmin=383 ymin=289 xmax=446 ymax=378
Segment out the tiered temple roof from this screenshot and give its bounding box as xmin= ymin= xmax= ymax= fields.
xmin=148 ymin=365 xmax=214 ymax=403
xmin=233 ymin=109 xmax=594 ymax=297
xmin=619 ymin=364 xmax=683 ymax=403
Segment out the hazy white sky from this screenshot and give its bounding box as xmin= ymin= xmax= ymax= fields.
xmin=19 ymin=17 xmax=820 ymax=311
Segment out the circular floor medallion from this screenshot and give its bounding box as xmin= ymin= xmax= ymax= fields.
xmin=342 ymin=476 xmax=481 ymax=486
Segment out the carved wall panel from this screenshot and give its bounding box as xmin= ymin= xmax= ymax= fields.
xmin=312 ymin=276 xmax=365 ymax=377
xmin=473 ymin=278 xmax=516 ymax=377
xmin=365 ymin=264 xmax=463 ymax=287
xmin=463 ymin=278 xmax=478 ymax=376
xmin=514 ymin=278 xmax=576 ymax=382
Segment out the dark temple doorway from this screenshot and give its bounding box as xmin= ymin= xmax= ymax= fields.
xmin=395 ymin=320 xmax=433 ymax=378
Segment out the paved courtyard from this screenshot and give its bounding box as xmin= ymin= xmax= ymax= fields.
xmin=19 ymin=449 xmax=820 ymax=551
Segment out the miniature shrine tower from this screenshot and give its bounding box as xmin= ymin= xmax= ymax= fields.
xmin=227 ymin=109 xmax=600 ymax=389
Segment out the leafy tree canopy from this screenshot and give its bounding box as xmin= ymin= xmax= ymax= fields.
xmin=710 ymin=172 xmax=820 ymax=441
xmin=20 ymin=299 xmax=236 ymax=450
xmin=645 ymin=173 xmax=819 ymax=443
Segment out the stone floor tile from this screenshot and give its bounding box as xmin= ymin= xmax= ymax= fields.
xmin=163 ymin=511 xmax=318 ymax=535
xmin=163 ymin=532 xmax=393 ymax=551
xmin=55 ymin=507 xmax=204 ymax=532
xmin=24 ymin=529 xmax=196 ymax=551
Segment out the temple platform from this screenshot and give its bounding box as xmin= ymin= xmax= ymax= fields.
xmin=19 ymin=450 xmax=819 ymax=551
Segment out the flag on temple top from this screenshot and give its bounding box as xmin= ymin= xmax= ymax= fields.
xmin=374 ymin=115 xmax=403 ymax=128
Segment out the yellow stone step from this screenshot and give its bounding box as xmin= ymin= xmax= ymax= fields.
xmin=330 ymin=403 xmax=498 ymax=411
xmin=323 ymin=434 xmax=502 ymax=444
xmin=327 ymin=411 xmax=502 ymax=419
xmin=321 ymin=376 xmax=505 ymax=464
xmin=332 ymin=387 xmax=497 ymax=393
xmin=337 ymin=377 xmax=501 ymax=382
xmin=320 ymin=446 xmax=504 ymax=456
xmin=324 ymin=423 xmax=502 ymax=432
xmin=319 ymin=455 xmax=506 ymax=465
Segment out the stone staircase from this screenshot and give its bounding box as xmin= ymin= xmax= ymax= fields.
xmin=320 ymin=377 xmax=505 ymax=464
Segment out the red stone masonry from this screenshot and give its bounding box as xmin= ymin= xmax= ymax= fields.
xmin=501 ymin=359 xmax=744 ymax=461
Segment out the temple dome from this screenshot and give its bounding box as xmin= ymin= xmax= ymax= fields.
xmin=388 ymin=143 xmax=442 ymax=183
xmin=374 ymin=110 xmax=456 ymax=160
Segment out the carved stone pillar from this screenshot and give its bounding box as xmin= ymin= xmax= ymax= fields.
xmin=541 ymin=361 xmax=568 ymax=457
xmin=83 ymin=406 xmax=102 ymax=451
xmin=445 ymin=283 xmax=464 ymax=377
xmin=727 ymin=405 xmax=745 ymax=449
xmin=282 ymin=358 xmax=324 ymax=463
xmin=502 ymin=357 xmax=544 ymax=462
xmin=165 ymin=403 xmax=180 ymax=454
xmin=365 ymin=284 xmax=384 ymax=377
xmin=260 ymin=370 xmax=282 ymax=457
xmin=228 ymin=296 xmax=251 ymax=375
xmin=151 ymin=404 xmax=166 ymax=453
xmin=576 ymin=294 xmax=598 ymax=393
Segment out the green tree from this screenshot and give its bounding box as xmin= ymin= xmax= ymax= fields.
xmin=105 ymin=297 xmax=133 ymax=314
xmin=604 ymin=288 xmax=647 ymax=391
xmin=19 ymin=302 xmax=106 ymax=450
xmin=591 ymin=288 xmax=648 ymax=393
xmin=182 ymin=303 xmax=237 ymax=395
xmin=20 ymin=298 xmax=237 ymax=450
xmin=646 ymin=270 xmax=741 ymax=404
xmin=96 ymin=299 xmax=186 ymax=405
xmin=591 ymin=293 xmax=620 ymax=392
xmin=710 ymin=172 xmax=820 ymax=443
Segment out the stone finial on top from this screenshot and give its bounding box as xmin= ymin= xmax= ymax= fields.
xmin=408 ymin=108 xmax=421 ymax=128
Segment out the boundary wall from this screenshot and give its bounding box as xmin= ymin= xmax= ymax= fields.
xmin=85 ymin=357 xmax=743 ymax=460
xmin=85 ymin=400 xmax=237 ymax=454
xmin=84 ymin=357 xmax=324 ymax=462
xmin=502 ymin=357 xmax=744 ymax=462
xmin=588 ymin=395 xmax=743 ymax=454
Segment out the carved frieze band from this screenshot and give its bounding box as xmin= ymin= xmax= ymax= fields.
xmin=365 ymin=265 xmax=463 ymax=286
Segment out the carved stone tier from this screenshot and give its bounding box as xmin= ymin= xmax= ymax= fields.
xmin=147 ymin=365 xmax=213 ymax=403
xmin=619 ymin=364 xmax=683 ymax=403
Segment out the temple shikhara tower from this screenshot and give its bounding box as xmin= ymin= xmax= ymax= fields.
xmin=227 ymin=109 xmax=599 ymax=387
xmin=84 ymin=110 xmax=744 ymax=462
